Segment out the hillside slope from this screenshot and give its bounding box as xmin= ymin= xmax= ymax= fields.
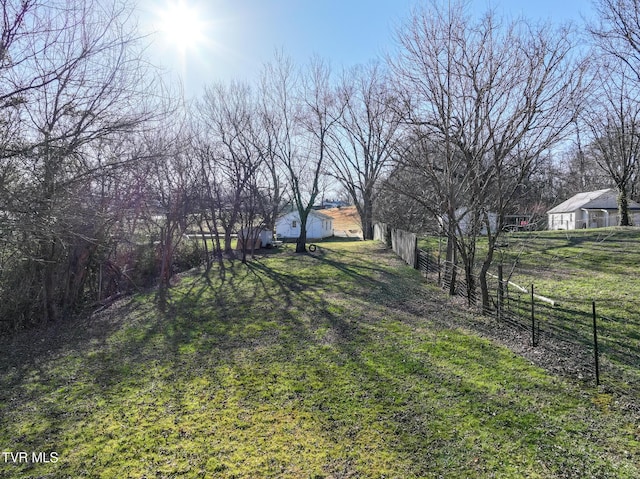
xmin=322 ymin=206 xmax=362 ymax=238
xmin=1 ymin=241 xmax=638 ymax=478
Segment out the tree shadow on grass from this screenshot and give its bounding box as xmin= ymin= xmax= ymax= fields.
xmin=1 ymin=244 xmax=638 ymax=477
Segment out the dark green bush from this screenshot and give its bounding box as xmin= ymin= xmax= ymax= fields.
xmin=173 ymin=238 xmax=202 ymax=272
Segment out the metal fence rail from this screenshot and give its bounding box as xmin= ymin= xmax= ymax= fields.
xmin=410 ymin=242 xmax=639 ymax=401
xmin=373 ymin=223 xmax=638 ymax=401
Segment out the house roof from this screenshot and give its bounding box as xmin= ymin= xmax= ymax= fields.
xmin=547 ymin=188 xmax=640 ymax=214
xmin=278 ymin=209 xmax=333 ymax=221
xmin=309 ymin=210 xmax=333 ymax=220
xmin=321 ymin=206 xmax=361 ymax=229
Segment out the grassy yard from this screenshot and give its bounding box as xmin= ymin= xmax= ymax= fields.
xmin=419 ymin=227 xmax=640 ymax=308
xmin=498 ymin=228 xmax=640 ymax=392
xmin=1 ymin=240 xmax=639 ymax=478
xmin=419 ymin=228 xmax=640 ymax=392
xmin=495 ymin=227 xmax=640 ymax=304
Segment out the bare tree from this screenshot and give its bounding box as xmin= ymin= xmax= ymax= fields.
xmin=582 ymin=65 xmax=640 ymax=225
xmin=328 ymin=61 xmax=401 ymax=240
xmin=587 ymin=0 xmax=640 ymax=222
xmin=255 ymin=83 xmax=286 ymax=238
xmin=391 ymin=0 xmax=585 ymax=310
xmin=555 ymin=119 xmax=613 ymax=199
xmin=86 ymin=135 xmax=158 ymax=300
xmin=261 ymin=53 xmax=342 ymax=253
xmin=0 ymin=0 xmax=159 ymax=327
xmin=589 ymin=0 xmax=640 ymax=82
xmin=193 ymin=138 xmax=226 ymax=273
xmin=144 ymin=125 xmax=199 ymax=307
xmin=197 ymin=82 xmax=265 ymax=257
xmin=292 ymin=57 xmax=344 ymax=252
xmin=375 ymin=136 xmax=449 ymax=234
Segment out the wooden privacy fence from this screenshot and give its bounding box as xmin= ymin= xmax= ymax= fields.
xmin=374 ymin=224 xmax=640 ymax=398
xmin=391 ymin=229 xmax=417 ymax=269
xmin=375 ymin=223 xmax=418 ymax=269
xmin=373 ymin=222 xmax=392 ymax=246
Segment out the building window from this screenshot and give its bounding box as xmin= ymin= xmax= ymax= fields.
xmin=292 ymin=220 xmax=297 ymax=228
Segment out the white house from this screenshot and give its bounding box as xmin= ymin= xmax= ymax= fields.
xmin=439 ymin=208 xmax=498 ymax=236
xmin=275 ymin=210 xmax=334 ymax=240
xmin=547 ymin=188 xmax=640 ymax=230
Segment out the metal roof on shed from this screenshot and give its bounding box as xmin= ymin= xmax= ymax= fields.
xmin=547 ymin=188 xmax=640 ymax=214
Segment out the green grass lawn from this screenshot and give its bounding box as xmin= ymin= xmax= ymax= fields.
xmin=419 ymin=228 xmax=640 ymax=393
xmin=494 ymin=227 xmax=640 ymax=302
xmin=419 ymin=227 xmax=640 ymax=309
xmin=1 ymin=240 xmax=639 ymax=478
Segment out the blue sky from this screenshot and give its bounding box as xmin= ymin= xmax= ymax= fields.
xmin=140 ymin=0 xmax=595 ymax=98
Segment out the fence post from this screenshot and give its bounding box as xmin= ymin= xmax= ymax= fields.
xmin=424 ymin=249 xmax=430 ymax=277
xmin=531 ymin=284 xmax=536 ymax=346
xmin=437 ymin=249 xmax=441 ymax=285
xmin=504 ymin=283 xmax=509 ymax=314
xmin=592 ymin=301 xmax=600 ymax=386
xmin=497 ymin=264 xmax=504 ymax=321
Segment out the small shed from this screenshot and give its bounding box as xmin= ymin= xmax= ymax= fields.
xmin=439 ymin=208 xmax=498 ymax=236
xmin=275 ymin=210 xmax=333 ymax=240
xmin=547 ymin=188 xmax=640 ymax=230
xmin=236 ymin=228 xmax=274 ymax=251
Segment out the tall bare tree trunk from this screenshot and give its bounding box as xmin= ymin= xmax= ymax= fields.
xmin=618 ymin=188 xmax=631 ymax=226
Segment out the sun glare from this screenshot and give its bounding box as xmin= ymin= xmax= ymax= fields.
xmin=155 ymin=0 xmax=208 ymax=53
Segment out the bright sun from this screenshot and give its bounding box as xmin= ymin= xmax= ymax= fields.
xmin=155 ymin=0 xmax=208 ymax=53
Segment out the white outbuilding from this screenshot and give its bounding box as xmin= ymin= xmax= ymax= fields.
xmin=438 ymin=208 xmax=498 ymax=235
xmin=547 ymin=188 xmax=640 ymax=230
xmin=275 ymin=210 xmax=334 ymax=240
xmin=236 ymin=227 xmax=275 ymax=250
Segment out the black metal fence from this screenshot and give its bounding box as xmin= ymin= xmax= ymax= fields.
xmin=374 ymin=224 xmax=638 ymax=400
xmin=413 ymin=245 xmax=639 ymax=403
